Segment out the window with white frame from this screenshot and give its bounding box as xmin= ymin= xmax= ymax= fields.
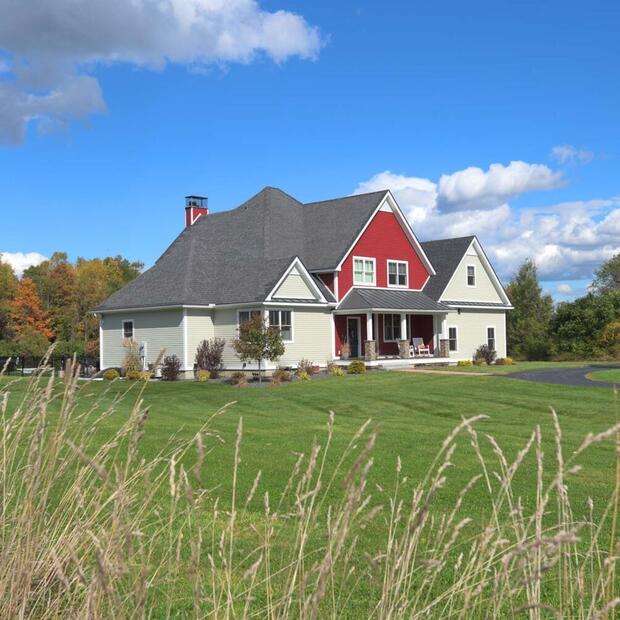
xmin=487 ymin=326 xmax=496 ymax=351
xmin=383 ymin=314 xmax=402 ymax=342
xmin=353 ymin=257 xmax=376 ymax=285
xmin=387 ymin=260 xmax=408 ymax=287
xmin=467 ymin=265 xmax=476 ymax=287
xmin=269 ymin=310 xmax=293 ymax=342
xmin=448 ymin=326 xmax=458 ymax=352
xmin=238 ymin=309 xmax=262 ymax=326
xmin=122 ymin=320 xmax=134 ymax=340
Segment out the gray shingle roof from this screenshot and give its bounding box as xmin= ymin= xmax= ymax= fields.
xmin=96 ymin=187 xmax=384 ymax=311
xmin=420 ymin=236 xmax=476 ymax=301
xmin=337 ymin=288 xmax=450 ymax=312
xmin=442 ymin=300 xmax=510 ymax=308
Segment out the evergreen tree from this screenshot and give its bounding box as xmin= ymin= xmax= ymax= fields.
xmin=505 ymin=259 xmax=554 ymax=359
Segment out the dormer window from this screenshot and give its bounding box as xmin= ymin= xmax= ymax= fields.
xmin=353 ymin=257 xmax=376 ymax=286
xmin=387 ymin=260 xmax=408 ymax=287
xmin=467 ymin=265 xmax=476 ymax=287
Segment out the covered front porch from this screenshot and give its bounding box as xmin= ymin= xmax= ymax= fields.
xmin=334 ymin=311 xmax=450 ymax=362
xmin=333 ymin=285 xmax=455 ymax=363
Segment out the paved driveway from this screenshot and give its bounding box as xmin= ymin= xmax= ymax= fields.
xmin=504 ymin=365 xmax=620 ymax=388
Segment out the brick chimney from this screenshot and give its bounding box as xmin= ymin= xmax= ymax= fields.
xmin=185 ymin=195 xmax=208 ymax=227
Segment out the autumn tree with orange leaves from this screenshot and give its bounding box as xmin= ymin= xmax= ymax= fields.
xmin=10 ymin=278 xmax=54 ymax=340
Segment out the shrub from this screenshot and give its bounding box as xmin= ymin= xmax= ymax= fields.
xmin=161 ymin=354 xmax=182 ymax=381
xmin=297 ymin=359 xmax=318 ymax=375
xmin=230 ymin=371 xmax=247 ymax=387
xmin=272 ymin=368 xmax=291 ymax=383
xmin=495 ymin=357 xmax=514 ymax=366
xmin=347 ymin=361 xmax=366 ymax=374
xmin=195 ymin=338 xmax=225 ymax=378
xmin=196 ymin=369 xmax=210 ymax=382
xmin=102 ymin=369 xmax=119 ymax=381
xmin=126 ymin=370 xmax=142 ymax=381
xmin=457 ymin=360 xmax=473 ymax=367
xmin=473 ymin=359 xmax=487 ymax=366
xmin=329 ymin=365 xmax=344 ymax=377
xmin=139 ymin=370 xmax=152 ymax=381
xmin=474 ymin=344 xmax=496 ymax=365
xmin=297 ymin=370 xmax=310 ymax=381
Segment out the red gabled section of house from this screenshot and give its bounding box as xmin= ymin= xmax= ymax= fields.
xmin=338 ymin=210 xmax=430 ymax=300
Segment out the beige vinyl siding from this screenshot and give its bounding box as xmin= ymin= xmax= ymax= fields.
xmin=277 ymin=307 xmax=332 ymax=366
xmin=272 ymin=268 xmax=317 ymax=300
xmin=186 ymin=308 xmax=215 ymax=368
xmin=442 ymin=253 xmax=503 ymax=303
xmin=101 ymin=310 xmax=184 ymax=369
xmin=446 ymin=309 xmax=507 ymax=360
xmin=213 ymin=306 xmax=332 ymax=369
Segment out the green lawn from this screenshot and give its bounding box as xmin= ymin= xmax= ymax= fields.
xmin=587 ymin=368 xmax=620 ymax=383
xmin=430 ymin=360 xmax=603 ymax=374
xmin=2 ymin=370 xmax=615 ymax=512
xmin=1 ymin=371 xmax=618 ymax=616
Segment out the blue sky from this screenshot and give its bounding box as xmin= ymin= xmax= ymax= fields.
xmin=0 ymin=0 xmax=618 ymax=300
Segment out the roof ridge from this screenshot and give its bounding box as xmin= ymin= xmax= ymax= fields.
xmin=421 ymin=235 xmax=475 ymax=244
xmin=303 ymin=189 xmax=388 ymax=207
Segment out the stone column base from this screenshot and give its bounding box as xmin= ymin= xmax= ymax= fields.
xmin=398 ymin=340 xmax=410 ymax=359
xmin=364 ymin=340 xmax=377 ymax=361
xmin=440 ymin=339 xmax=450 ymax=358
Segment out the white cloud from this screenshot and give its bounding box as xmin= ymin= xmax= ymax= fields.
xmin=437 ymin=161 xmax=563 ymax=211
xmin=0 ymin=0 xmax=322 ymax=144
xmin=557 ymin=283 xmax=573 ymax=294
xmin=551 ymin=144 xmax=594 ymax=165
xmin=0 ymin=251 xmax=48 ymax=277
xmin=354 ymin=163 xmax=620 ymax=283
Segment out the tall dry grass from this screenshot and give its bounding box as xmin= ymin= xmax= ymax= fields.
xmin=0 ymin=356 xmax=619 ymax=618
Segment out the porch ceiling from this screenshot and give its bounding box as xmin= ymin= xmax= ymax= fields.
xmin=335 ymin=287 xmax=452 ymax=314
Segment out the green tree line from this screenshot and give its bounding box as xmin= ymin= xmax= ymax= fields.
xmin=0 ymin=252 xmax=142 ymax=358
xmin=507 ymin=254 xmax=620 ymax=359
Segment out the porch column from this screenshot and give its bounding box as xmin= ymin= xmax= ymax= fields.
xmin=400 ymin=313 xmax=407 ymax=340
xmin=366 ymin=311 xmax=373 ymax=341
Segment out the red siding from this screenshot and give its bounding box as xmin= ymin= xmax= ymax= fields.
xmin=411 ymin=315 xmax=435 ymax=353
xmin=317 ymin=272 xmax=334 ymax=293
xmin=339 ymin=211 xmax=430 ymax=300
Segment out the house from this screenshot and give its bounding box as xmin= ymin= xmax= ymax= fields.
xmin=95 ymin=188 xmax=512 ymax=374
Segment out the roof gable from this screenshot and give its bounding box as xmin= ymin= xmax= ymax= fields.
xmin=421 ymin=236 xmax=510 ymax=306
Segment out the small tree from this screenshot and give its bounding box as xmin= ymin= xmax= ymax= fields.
xmin=195 ymin=337 xmax=225 ymax=378
xmin=162 ymin=354 xmax=182 ymax=381
xmin=232 ymin=315 xmax=285 ymax=383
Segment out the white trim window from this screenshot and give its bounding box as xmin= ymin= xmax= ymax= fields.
xmin=238 ymin=309 xmax=262 ymax=327
xmin=122 ymin=320 xmax=134 ymax=341
xmin=448 ymin=326 xmax=458 ymax=352
xmin=269 ymin=309 xmax=293 ymax=342
xmin=353 ymin=256 xmax=376 ymax=286
xmin=487 ymin=326 xmax=496 ymax=351
xmin=383 ymin=313 xmax=402 ymax=342
xmin=387 ymin=260 xmax=408 ymax=288
xmin=467 ymin=264 xmax=476 ymax=287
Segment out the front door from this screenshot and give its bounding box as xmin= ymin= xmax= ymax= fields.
xmin=347 ymin=317 xmax=361 ymax=358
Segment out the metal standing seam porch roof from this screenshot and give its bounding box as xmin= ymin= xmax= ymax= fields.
xmin=335 ymin=288 xmax=452 ymax=313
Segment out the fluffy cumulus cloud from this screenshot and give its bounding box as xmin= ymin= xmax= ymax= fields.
xmin=0 ymin=251 xmax=48 ymax=277
xmin=0 ymin=0 xmax=321 ymax=144
xmin=551 ymin=144 xmax=594 ymax=165
xmin=354 ymin=161 xmax=620 ymax=287
xmin=557 ymin=283 xmax=573 ymax=294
